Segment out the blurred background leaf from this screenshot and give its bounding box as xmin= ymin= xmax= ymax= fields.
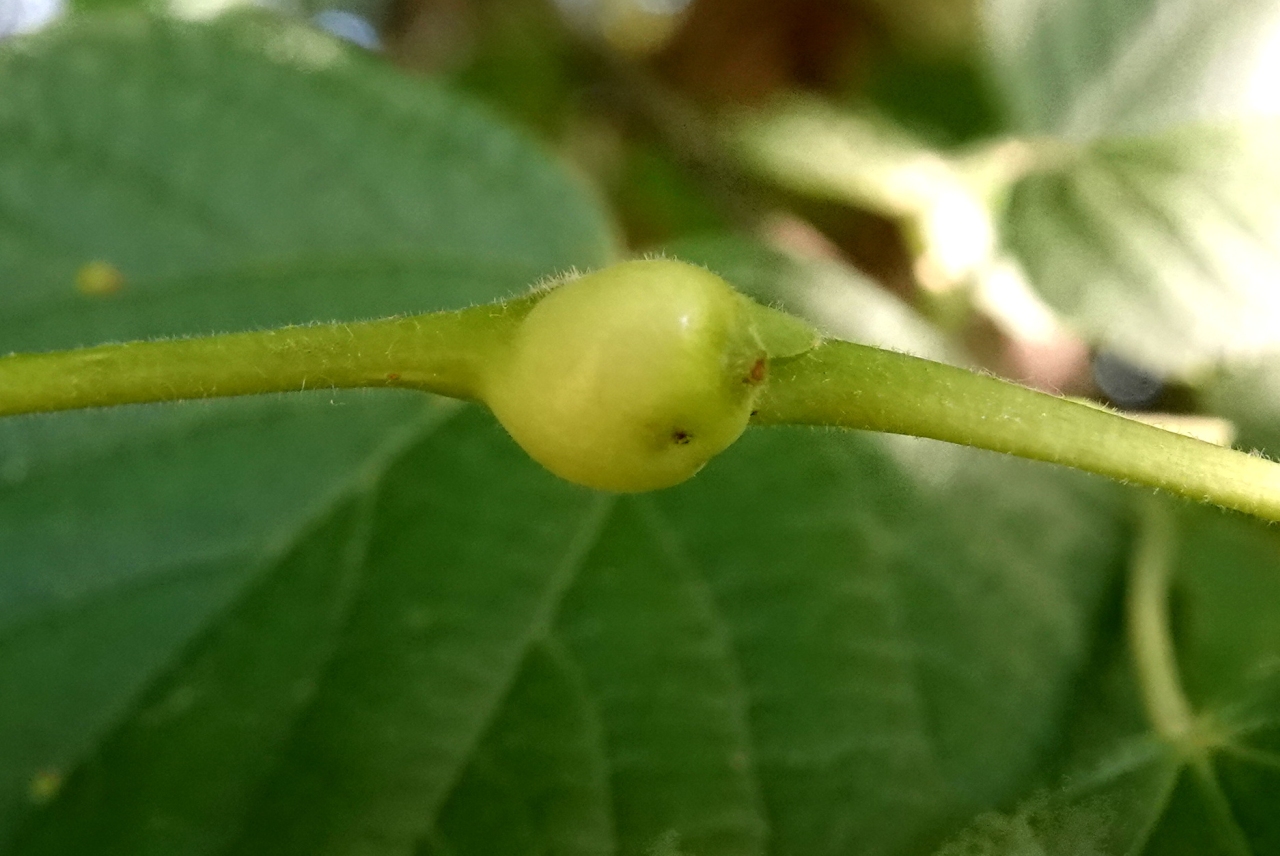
xmin=667 ymin=232 xmax=958 ymax=362
xmin=984 ymin=0 xmax=1280 ymax=376
xmin=1001 ymin=115 xmax=1280 ymax=377
xmin=701 ymin=0 xmax=1280 ymax=382
xmin=982 ymin=0 xmax=1280 ymax=136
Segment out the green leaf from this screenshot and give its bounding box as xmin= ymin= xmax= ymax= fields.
xmin=9 ymin=490 xmax=372 ymax=854
xmin=433 ymin=427 xmax=1131 ymax=856
xmin=0 ymin=9 xmax=613 ymax=849
xmin=932 ymin=502 xmax=1280 ymax=855
xmin=434 ymin=640 xmax=615 ymax=856
xmin=1003 ymin=121 xmax=1280 ymax=375
xmin=2 ymin=11 xmax=1139 ymax=856
xmin=728 ymin=98 xmax=998 ymax=292
xmin=0 ymin=11 xmax=613 ymax=349
xmin=981 ymin=0 xmax=1280 ymax=374
xmin=982 ymin=0 xmax=1280 ymax=137
xmin=656 ymin=430 xmax=1126 ymax=855
xmin=550 ymin=497 xmax=767 ymax=856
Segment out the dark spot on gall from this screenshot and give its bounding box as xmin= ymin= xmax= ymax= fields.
xmin=745 ymin=357 xmax=767 ymax=384
xmin=672 ymin=430 xmax=691 ymax=445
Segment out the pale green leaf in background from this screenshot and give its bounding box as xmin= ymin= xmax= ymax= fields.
xmin=1002 ymin=118 xmax=1280 ymax=376
xmin=667 ymin=234 xmax=958 ymax=363
xmin=982 ymin=0 xmax=1280 ymax=375
xmin=729 ymin=97 xmax=998 ymax=294
xmin=982 ymin=0 xmax=1280 ymax=138
xmin=730 ymin=0 xmax=1280 ymax=376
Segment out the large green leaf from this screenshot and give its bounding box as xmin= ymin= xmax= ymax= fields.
xmin=0 ymin=9 xmax=613 ymax=848
xmin=0 ymin=13 xmax=612 ymax=347
xmin=981 ymin=0 xmax=1280 ymax=375
xmin=1 ymin=12 xmax=1135 ymax=856
xmin=931 ymin=502 xmax=1280 ymax=856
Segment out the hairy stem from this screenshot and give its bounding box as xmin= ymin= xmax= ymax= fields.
xmin=0 ymin=301 xmax=528 ymax=417
xmin=753 ymin=341 xmax=1280 ymax=522
xmin=6 ymin=311 xmax=1280 ymax=524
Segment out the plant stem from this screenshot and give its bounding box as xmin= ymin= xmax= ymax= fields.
xmin=7 ymin=311 xmax=1280 ymax=524
xmin=1126 ymin=497 xmax=1196 ymax=748
xmin=1124 ymin=499 xmax=1255 ymax=855
xmin=0 ymin=301 xmax=528 ymax=417
xmin=753 ymin=341 xmax=1280 ymax=523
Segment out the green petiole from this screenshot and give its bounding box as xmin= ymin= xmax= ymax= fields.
xmin=755 ymin=342 xmax=1280 ymax=522
xmin=3 ymin=260 xmax=1280 ymax=522
xmin=0 ymin=299 xmax=533 ymax=416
